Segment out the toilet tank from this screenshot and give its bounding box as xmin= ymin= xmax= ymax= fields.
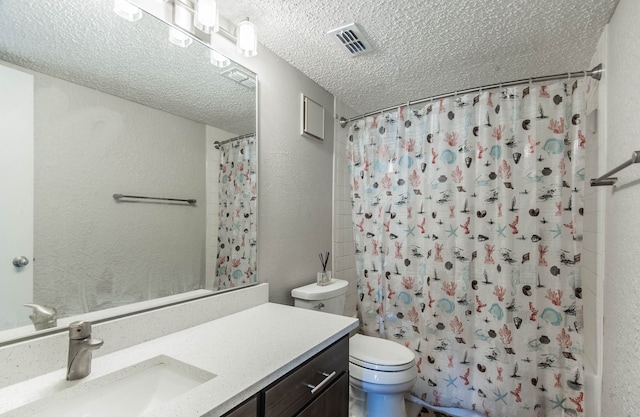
xmin=291 ymin=279 xmax=348 ymax=315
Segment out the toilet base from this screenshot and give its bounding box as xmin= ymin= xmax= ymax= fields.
xmin=350 ymin=377 xmax=413 ymax=417
xmin=366 ymin=392 xmax=408 ymax=417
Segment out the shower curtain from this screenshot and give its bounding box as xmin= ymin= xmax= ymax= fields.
xmin=215 ymin=135 xmax=257 ymax=289
xmin=347 ymin=80 xmax=590 ymax=417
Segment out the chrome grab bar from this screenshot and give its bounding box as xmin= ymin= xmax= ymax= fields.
xmin=590 ymin=150 xmax=640 ymax=186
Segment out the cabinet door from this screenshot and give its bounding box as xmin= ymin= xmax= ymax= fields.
xmin=295 ymin=372 xmax=349 ymax=417
xmin=222 ymin=396 xmax=257 ymax=417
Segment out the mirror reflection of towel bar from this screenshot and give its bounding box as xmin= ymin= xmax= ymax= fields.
xmin=112 ymin=194 xmax=196 ymax=204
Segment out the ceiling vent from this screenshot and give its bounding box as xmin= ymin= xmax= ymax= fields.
xmin=220 ymin=65 xmax=256 ymax=89
xmin=327 ymin=23 xmax=373 ymax=57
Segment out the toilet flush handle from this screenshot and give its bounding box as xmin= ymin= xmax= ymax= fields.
xmin=313 ymin=302 xmax=325 ymax=311
xmin=305 ymin=371 xmax=337 ymax=394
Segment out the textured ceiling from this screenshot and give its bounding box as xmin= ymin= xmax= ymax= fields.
xmin=0 ymin=0 xmax=256 ymax=135
xmin=0 ymin=0 xmax=618 ymax=126
xmin=216 ymin=0 xmax=618 ymax=115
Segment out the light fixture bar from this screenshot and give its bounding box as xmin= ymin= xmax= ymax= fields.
xmin=121 ymin=0 xmax=260 ymax=62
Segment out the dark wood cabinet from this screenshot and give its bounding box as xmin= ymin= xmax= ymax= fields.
xmin=223 ymin=396 xmax=258 ymax=417
xmin=222 ymin=336 xmax=349 ymax=417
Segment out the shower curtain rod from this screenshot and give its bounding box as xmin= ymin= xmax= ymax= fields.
xmin=339 ymin=64 xmax=603 ymax=128
xmin=213 ymin=132 xmax=255 ymax=149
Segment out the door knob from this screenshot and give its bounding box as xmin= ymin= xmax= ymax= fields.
xmin=12 ymin=256 xmax=29 ymax=267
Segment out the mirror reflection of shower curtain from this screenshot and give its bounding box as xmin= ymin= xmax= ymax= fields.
xmin=214 ymin=136 xmax=257 ymax=290
xmin=347 ymin=79 xmax=594 ymax=417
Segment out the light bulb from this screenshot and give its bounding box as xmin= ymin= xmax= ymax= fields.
xmin=113 ymin=0 xmax=142 ymax=22
xmin=195 ymin=0 xmax=219 ymax=33
xmin=236 ymin=19 xmax=257 ymax=57
xmin=169 ymin=28 xmax=193 ymax=47
xmin=210 ymin=50 xmax=230 ymax=68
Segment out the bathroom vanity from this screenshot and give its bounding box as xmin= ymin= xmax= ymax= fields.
xmin=0 ymin=284 xmax=359 ymax=417
xmin=225 ymin=336 xmax=349 ymax=417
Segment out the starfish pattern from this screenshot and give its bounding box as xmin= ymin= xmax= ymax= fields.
xmin=405 ymin=225 xmax=416 ymax=236
xmin=496 ymin=224 xmax=507 ymax=237
xmin=494 ymin=389 xmax=508 ymax=404
xmin=551 ymin=223 xmax=562 ymax=239
xmin=444 ymin=374 xmax=458 ymax=387
xmin=550 ymin=395 xmax=567 ymax=409
xmin=446 ymin=225 xmax=459 ymax=237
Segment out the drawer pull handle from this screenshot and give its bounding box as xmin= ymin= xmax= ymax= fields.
xmin=306 ymin=371 xmax=337 ymax=394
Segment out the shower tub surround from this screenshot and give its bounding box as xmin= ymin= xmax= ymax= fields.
xmin=0 ymin=284 xmax=359 ymax=416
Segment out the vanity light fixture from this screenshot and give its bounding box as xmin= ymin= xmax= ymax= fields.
xmin=236 ymin=18 xmax=257 ymax=57
xmin=113 ymin=0 xmax=259 ymax=58
xmin=113 ymin=0 xmax=143 ymax=22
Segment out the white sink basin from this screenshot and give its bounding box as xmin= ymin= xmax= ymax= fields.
xmin=17 ymin=356 xmax=215 ymax=417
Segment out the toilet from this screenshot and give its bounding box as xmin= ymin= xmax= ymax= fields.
xmin=291 ymin=279 xmax=417 ymax=417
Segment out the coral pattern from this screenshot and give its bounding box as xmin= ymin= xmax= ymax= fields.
xmin=215 ymin=136 xmax=257 ymax=289
xmin=347 ymin=81 xmax=588 ymax=417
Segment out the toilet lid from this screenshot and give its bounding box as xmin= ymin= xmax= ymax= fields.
xmin=291 ymin=279 xmax=348 ymax=300
xmin=349 ymin=334 xmax=415 ymax=372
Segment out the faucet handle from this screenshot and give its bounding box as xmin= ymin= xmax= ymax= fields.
xmin=69 ymin=321 xmax=93 ymax=339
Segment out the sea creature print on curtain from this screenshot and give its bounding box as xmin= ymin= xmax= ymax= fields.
xmin=215 ymin=135 xmax=257 ymax=290
xmin=347 ymin=80 xmax=591 ymax=417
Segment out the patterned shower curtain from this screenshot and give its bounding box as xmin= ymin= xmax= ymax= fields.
xmin=215 ymin=135 xmax=257 ymax=290
xmin=347 ymin=80 xmax=591 ymax=417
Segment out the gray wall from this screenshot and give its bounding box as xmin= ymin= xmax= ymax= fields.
xmin=209 ymin=33 xmax=335 ymax=305
xmin=33 ymin=72 xmax=206 ymax=316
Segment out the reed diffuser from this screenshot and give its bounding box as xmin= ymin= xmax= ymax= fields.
xmin=317 ymin=252 xmax=331 ymax=286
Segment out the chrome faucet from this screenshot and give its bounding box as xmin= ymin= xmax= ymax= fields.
xmin=23 ymin=303 xmax=58 ymax=330
xmin=67 ymin=321 xmax=103 ymax=381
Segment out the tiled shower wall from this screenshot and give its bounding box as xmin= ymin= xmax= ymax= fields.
xmin=580 ymin=27 xmax=608 ymax=417
xmin=333 ymin=99 xmax=358 ymax=317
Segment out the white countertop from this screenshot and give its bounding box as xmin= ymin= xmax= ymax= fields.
xmin=0 ymin=303 xmax=359 ymax=417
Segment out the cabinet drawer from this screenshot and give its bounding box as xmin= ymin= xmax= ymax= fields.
xmin=264 ymin=336 xmax=348 ymax=417
xmin=296 ymin=372 xmax=349 ymax=417
xmin=222 ymin=396 xmax=257 ymax=417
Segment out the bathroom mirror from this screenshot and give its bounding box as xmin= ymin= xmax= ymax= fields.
xmin=0 ymin=0 xmax=257 ymax=343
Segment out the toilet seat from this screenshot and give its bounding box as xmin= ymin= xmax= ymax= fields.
xmin=349 ymin=361 xmax=417 ymax=386
xmin=349 ymin=334 xmax=415 ymax=372
xmin=350 ymin=356 xmax=414 ymax=372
